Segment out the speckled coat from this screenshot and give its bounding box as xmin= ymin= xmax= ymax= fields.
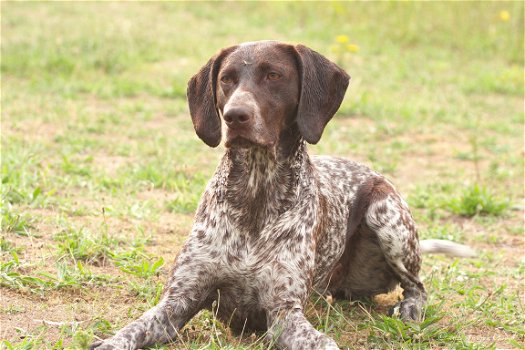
xmin=91 ymin=41 xmax=428 ymax=350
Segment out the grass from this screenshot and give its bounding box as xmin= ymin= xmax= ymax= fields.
xmin=2 ymin=2 xmax=524 ymax=349
xmin=445 ymin=184 xmax=509 ymax=217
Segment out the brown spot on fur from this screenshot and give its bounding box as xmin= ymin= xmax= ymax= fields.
xmin=313 ymin=193 xmax=328 ymax=241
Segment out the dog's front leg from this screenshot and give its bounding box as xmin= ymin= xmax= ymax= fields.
xmin=261 ymin=259 xmax=340 ymax=350
xmin=89 ymin=297 xmax=195 ymax=350
xmin=90 ymin=240 xmax=218 ymax=350
xmin=267 ymin=307 xmax=340 ymax=350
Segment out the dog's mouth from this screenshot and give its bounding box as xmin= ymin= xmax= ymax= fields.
xmin=225 ymin=136 xmax=258 ymax=149
xmin=225 ymin=133 xmax=276 ymax=149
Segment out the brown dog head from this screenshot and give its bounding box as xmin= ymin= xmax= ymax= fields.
xmin=187 ymin=41 xmax=350 ymax=148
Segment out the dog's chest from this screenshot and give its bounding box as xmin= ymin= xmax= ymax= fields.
xmin=190 ymin=154 xmax=377 ymax=296
xmin=196 ymin=192 xmax=341 ymax=292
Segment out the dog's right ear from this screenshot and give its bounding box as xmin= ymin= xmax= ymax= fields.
xmin=187 ymin=47 xmax=237 ymax=147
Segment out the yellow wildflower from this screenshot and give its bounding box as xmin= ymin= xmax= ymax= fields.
xmin=346 ymin=44 xmax=359 ymax=53
xmin=499 ymin=10 xmax=510 ymax=22
xmin=336 ymin=35 xmax=349 ymax=44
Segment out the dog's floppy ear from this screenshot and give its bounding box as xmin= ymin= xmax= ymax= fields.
xmin=294 ymin=45 xmax=350 ymax=144
xmin=187 ymin=47 xmax=237 ymax=147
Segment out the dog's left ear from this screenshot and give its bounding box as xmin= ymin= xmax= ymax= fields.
xmin=187 ymin=46 xmax=237 ymax=147
xmin=294 ymin=45 xmax=350 ymax=144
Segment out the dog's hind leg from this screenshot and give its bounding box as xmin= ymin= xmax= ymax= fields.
xmin=363 ymin=179 xmax=427 ymax=321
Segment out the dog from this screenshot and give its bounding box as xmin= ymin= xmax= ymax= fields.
xmin=90 ymin=40 xmax=474 ymax=350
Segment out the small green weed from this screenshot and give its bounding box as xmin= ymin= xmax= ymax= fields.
xmin=1 ymin=251 xmax=114 ymax=294
xmin=367 ymin=302 xmax=481 ymax=348
xmin=41 ymin=262 xmax=114 ymax=290
xmin=60 ymin=155 xmax=92 ymax=177
xmin=91 ymin=318 xmax=114 ymax=337
xmin=54 ymin=227 xmax=120 ymax=264
xmin=445 ymin=184 xmax=508 ymax=217
xmin=116 ymin=256 xmax=164 ymax=279
xmin=0 ymin=251 xmax=49 ymax=293
xmin=0 ymin=237 xmax=18 ymax=255
xmin=69 ymin=328 xmax=95 ymax=350
xmin=2 ymin=337 xmax=39 ymax=350
xmin=1 ymin=205 xmax=32 ymax=236
xmin=410 ymin=182 xmax=509 ymax=219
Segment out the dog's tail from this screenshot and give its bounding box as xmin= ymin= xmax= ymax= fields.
xmin=419 ymin=239 xmax=476 ymax=258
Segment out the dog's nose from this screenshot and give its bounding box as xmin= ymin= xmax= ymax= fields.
xmin=223 ymin=107 xmax=251 ymax=127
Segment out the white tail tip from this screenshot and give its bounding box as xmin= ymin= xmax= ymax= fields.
xmin=420 ymin=239 xmax=476 ymax=258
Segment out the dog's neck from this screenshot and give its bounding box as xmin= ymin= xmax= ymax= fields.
xmin=220 ymin=132 xmax=308 ymax=235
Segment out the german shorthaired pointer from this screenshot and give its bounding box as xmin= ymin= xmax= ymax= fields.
xmin=91 ymin=41 xmax=474 ymax=350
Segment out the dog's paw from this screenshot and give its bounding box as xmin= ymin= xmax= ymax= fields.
xmin=322 ymin=341 xmax=341 ymax=350
xmin=89 ymin=339 xmax=128 ymax=350
xmin=388 ymin=298 xmax=423 ymax=322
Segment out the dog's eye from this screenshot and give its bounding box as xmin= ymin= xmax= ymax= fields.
xmin=220 ymin=76 xmax=234 ymax=84
xmin=267 ymin=72 xmax=282 ymax=81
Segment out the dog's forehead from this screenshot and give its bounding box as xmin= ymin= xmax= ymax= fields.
xmin=225 ymin=41 xmax=294 ymax=67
